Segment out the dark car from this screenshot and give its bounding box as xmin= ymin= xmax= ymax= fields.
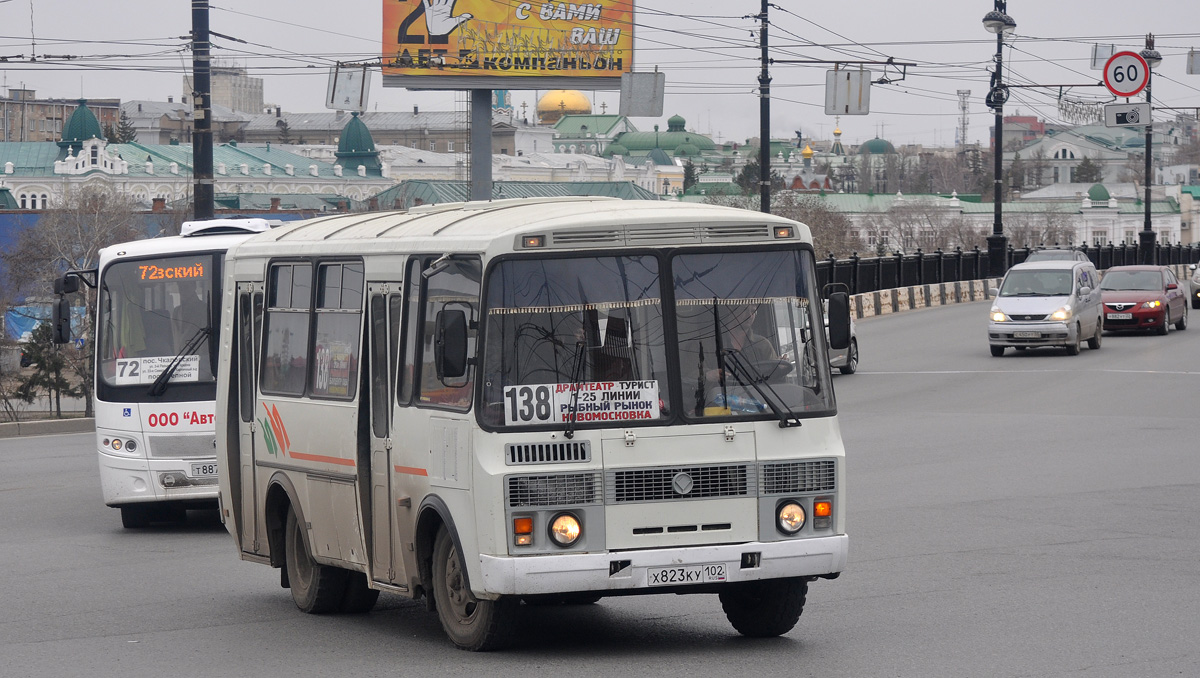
xmin=1099 ymin=265 xmax=1188 ymax=334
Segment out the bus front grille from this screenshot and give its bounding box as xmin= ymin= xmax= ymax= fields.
xmin=605 ymin=464 xmax=754 ymax=503
xmin=760 ymin=460 xmax=836 ymax=495
xmin=506 ymin=472 xmax=602 ymax=507
xmin=147 ymin=434 xmax=217 ymax=459
xmin=505 ymin=441 xmax=591 ymax=465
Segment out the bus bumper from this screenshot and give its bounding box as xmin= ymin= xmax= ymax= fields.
xmin=99 ymin=450 xmax=219 ymax=506
xmin=477 ymin=534 xmax=847 ymax=596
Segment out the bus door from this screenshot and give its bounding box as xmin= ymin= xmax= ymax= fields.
xmin=366 ymin=282 xmax=405 ymax=586
xmin=235 ymin=283 xmax=265 ymax=554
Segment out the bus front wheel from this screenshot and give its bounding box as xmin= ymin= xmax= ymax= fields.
xmin=431 ymin=526 xmax=515 ymax=651
xmin=719 ymin=577 xmax=808 ymax=637
xmin=285 ymin=507 xmax=347 ymax=613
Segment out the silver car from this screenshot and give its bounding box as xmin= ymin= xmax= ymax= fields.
xmin=988 ymin=260 xmax=1104 ymax=356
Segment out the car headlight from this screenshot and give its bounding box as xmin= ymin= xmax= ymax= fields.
xmin=1141 ymin=300 xmax=1162 ymax=309
xmin=990 ymin=309 xmax=1009 ymax=322
xmin=1049 ymin=306 xmax=1073 ymax=321
xmin=548 ymin=513 xmax=582 ymax=547
xmin=777 ymin=501 xmax=806 ymax=535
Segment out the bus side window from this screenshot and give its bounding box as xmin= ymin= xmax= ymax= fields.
xmin=261 ymin=262 xmax=312 ymax=396
xmin=388 ymin=292 xmax=404 ymax=404
xmin=238 ymin=294 xmax=255 ymax=423
xmin=310 ymin=261 xmax=364 ymax=400
xmin=369 ymin=294 xmax=388 ymax=438
xmin=416 ymin=257 xmax=480 ymax=411
xmin=397 ymin=259 xmax=422 ymax=405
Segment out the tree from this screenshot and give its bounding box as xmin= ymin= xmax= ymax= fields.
xmin=702 ymin=191 xmax=865 ymax=258
xmin=1028 ymin=148 xmax=1048 ymax=189
xmin=1074 ymin=156 xmax=1104 ymax=184
xmin=734 ymin=159 xmax=784 ymax=195
xmin=1007 ymin=152 xmax=1025 ymax=194
xmin=15 ymin=322 xmax=83 ymax=418
xmin=683 ymin=160 xmax=699 ymax=191
xmin=1 ymin=186 xmax=143 ymax=417
xmin=113 ymin=110 xmax=138 ymax=143
xmin=277 ymin=119 xmax=294 ymax=144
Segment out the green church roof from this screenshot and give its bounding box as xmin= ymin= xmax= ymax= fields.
xmin=859 ymin=137 xmax=896 ymax=155
xmin=58 ymin=100 xmax=105 ymax=150
xmin=334 ymin=112 xmax=381 ymax=173
xmin=1087 ymin=183 xmax=1110 ymax=202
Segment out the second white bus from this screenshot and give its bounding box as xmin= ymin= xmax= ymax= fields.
xmin=215 ymin=197 xmax=850 ymax=649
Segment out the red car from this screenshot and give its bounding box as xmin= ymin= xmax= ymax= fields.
xmin=1098 ymin=265 xmax=1189 ymax=334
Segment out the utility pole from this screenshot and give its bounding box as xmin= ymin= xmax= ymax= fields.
xmin=192 ymin=0 xmax=214 ymax=220
xmin=1139 ymin=34 xmax=1162 ymax=264
xmin=757 ymin=0 xmax=771 ymax=214
xmin=983 ymin=1 xmax=1014 ymax=277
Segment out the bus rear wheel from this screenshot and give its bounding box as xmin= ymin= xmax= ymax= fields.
xmin=285 ymin=508 xmax=347 ymax=613
xmin=431 ymin=526 xmax=515 ymax=651
xmin=719 ymin=577 xmax=808 ymax=637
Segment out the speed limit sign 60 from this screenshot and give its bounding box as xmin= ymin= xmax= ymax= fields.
xmin=1103 ymin=51 xmax=1149 ymax=97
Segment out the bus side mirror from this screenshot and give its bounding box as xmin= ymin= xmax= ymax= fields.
xmin=435 ymin=309 xmax=468 ymax=380
xmin=826 ymin=292 xmax=851 ymax=350
xmin=54 ymin=275 xmax=79 ymax=295
xmin=52 ymin=296 xmax=72 ymax=345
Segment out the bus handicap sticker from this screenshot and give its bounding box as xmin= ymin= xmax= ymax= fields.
xmin=503 ymin=380 xmax=660 ymax=426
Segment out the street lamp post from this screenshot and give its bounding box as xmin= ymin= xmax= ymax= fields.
xmin=1139 ymin=34 xmax=1162 ymax=264
xmin=983 ymin=2 xmax=1016 ymax=277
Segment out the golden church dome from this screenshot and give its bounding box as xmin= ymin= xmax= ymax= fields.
xmin=537 ymin=90 xmax=592 ymax=124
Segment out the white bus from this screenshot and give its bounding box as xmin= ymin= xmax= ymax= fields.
xmin=214 ymin=198 xmax=851 ymax=650
xmin=54 ymin=218 xmax=273 ymax=528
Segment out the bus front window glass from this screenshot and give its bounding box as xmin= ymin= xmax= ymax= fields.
xmin=481 ymin=255 xmax=668 ymax=429
xmin=672 ymin=250 xmax=834 ymax=420
xmin=97 ymin=254 xmax=218 ymax=393
xmin=417 ymin=258 xmax=481 ymax=411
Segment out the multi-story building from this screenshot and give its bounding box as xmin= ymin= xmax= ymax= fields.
xmin=1 ymin=89 xmax=119 ymax=143
xmin=182 ymin=64 xmax=264 ymax=115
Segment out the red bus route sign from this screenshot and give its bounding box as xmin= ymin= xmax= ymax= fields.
xmin=1103 ymin=51 xmax=1149 ymax=98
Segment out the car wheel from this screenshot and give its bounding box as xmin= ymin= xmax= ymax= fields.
xmin=1087 ymin=320 xmax=1102 ymax=350
xmin=990 ymin=345 xmax=1005 ymax=357
xmin=1065 ymin=324 xmax=1081 ymax=355
xmin=838 ymin=338 xmax=858 ymax=375
xmin=1175 ymin=306 xmax=1187 ymax=331
xmin=285 ymin=507 xmax=348 ymax=614
xmin=719 ymin=577 xmax=808 ymax=637
xmin=120 ymin=505 xmax=151 ymax=529
xmin=1158 ymin=311 xmax=1170 ymax=335
xmin=431 ymin=526 xmax=516 ymax=651
xmin=1192 ymin=296 xmax=1200 ymax=310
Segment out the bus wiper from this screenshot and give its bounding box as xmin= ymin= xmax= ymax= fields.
xmin=720 ymin=349 xmax=802 ymax=428
xmin=148 ymin=324 xmax=209 ymax=396
xmin=562 ymin=341 xmax=587 ymax=440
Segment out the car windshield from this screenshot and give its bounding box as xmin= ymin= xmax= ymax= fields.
xmin=97 ymin=254 xmax=219 ymax=393
xmin=1099 ymin=270 xmax=1162 ymax=291
xmin=998 ymin=270 xmax=1074 ymax=297
xmin=672 ymin=250 xmax=833 ymax=421
xmin=479 ymin=248 xmax=834 ymax=430
xmin=480 ymin=255 xmax=670 ymax=429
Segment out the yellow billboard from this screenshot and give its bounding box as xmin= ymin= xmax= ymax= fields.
xmin=382 ymin=0 xmax=634 ymax=88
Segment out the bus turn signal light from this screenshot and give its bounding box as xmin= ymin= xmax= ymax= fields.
xmin=514 ymin=517 xmax=533 ymax=546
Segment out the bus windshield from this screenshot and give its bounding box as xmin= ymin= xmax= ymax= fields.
xmin=480 ymin=249 xmax=833 ymax=430
xmin=98 ymin=253 xmax=219 ymax=397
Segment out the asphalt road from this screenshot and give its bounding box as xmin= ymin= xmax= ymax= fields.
xmin=2 ymin=301 xmax=1197 ymax=677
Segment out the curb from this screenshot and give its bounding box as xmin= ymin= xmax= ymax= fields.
xmin=851 ymin=278 xmax=1001 ymax=320
xmin=0 ymin=418 xmax=95 ymax=439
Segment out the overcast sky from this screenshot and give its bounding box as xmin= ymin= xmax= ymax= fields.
xmin=1 ymin=0 xmax=1197 ymax=148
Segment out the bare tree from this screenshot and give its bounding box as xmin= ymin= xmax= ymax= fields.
xmin=702 ymin=192 xmax=865 ymax=258
xmin=1 ymin=186 xmax=143 ymax=417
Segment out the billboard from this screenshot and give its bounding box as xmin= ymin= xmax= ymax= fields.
xmin=382 ymin=0 xmax=633 ymax=90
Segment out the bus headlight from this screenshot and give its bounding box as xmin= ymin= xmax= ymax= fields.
xmin=548 ymin=513 xmax=582 ymax=547
xmin=776 ymin=501 xmax=806 ymax=535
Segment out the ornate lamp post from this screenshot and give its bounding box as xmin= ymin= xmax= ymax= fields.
xmin=983 ymin=2 xmax=1016 ymax=277
xmin=1139 ymin=34 xmax=1163 ymax=264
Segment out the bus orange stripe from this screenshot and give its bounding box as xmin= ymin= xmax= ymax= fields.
xmin=289 ymin=451 xmax=356 ymax=467
xmin=394 ymin=465 xmax=429 ymax=476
